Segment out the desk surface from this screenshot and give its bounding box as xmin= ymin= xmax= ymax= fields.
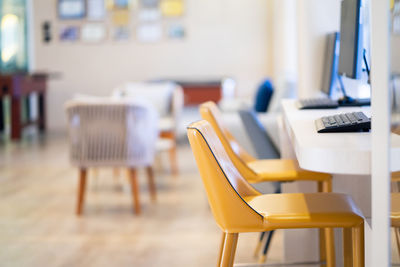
xmin=282 ymin=99 xmax=400 ymax=175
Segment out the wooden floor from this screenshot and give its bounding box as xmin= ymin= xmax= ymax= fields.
xmin=0 ymin=134 xmax=284 ymax=267
xmin=2 ymin=133 xmax=400 ymax=266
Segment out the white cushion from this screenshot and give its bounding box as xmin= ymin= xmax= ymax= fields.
xmin=113 ymin=82 xmax=175 ymax=117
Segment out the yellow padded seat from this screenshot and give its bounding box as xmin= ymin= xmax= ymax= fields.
xmin=245 ymin=193 xmax=363 ymax=229
xmin=392 ymin=193 xmax=400 ymax=227
xmin=247 ymin=159 xmax=331 ymax=183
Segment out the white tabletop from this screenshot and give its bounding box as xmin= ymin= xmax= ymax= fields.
xmin=282 ymin=99 xmax=400 ymax=175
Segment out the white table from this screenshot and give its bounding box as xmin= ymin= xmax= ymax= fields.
xmin=279 ymin=99 xmax=400 ymax=265
xmin=282 ymin=99 xmax=400 ymax=175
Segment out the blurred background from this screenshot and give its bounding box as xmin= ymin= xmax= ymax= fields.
xmin=0 ymin=0 xmax=399 ymax=266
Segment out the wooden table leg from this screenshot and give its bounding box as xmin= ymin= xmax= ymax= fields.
xmin=38 ymin=92 xmax=46 ymax=131
xmin=0 ymin=98 xmax=4 ymax=133
xmin=11 ymin=96 xmax=21 ymax=140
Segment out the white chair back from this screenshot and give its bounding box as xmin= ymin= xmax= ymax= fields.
xmin=65 ymin=99 xmax=159 ymax=168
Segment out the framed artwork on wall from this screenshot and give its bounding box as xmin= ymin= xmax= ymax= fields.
xmin=106 ymin=0 xmax=131 ymax=10
xmin=160 ymin=0 xmax=183 ymax=17
xmin=58 ymin=0 xmax=86 ymax=20
xmin=167 ymin=24 xmax=185 ymax=39
xmin=81 ymin=24 xmax=106 ymax=42
xmin=87 ymin=0 xmax=106 ymax=21
xmin=113 ymin=27 xmax=130 ymax=41
xmin=59 ymin=26 xmax=79 ymax=41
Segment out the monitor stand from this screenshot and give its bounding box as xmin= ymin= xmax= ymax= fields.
xmin=338 ymin=95 xmax=371 ymax=107
xmin=337 ymin=75 xmax=371 ymax=107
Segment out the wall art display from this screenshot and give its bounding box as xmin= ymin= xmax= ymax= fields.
xmin=138 ymin=9 xmax=161 ymax=21
xmin=112 ymin=9 xmax=130 ymax=25
xmin=167 ymin=24 xmax=184 ymax=39
xmin=114 ymin=0 xmax=130 ymax=9
xmin=140 ymin=0 xmax=159 ymax=8
xmin=113 ymin=27 xmax=130 ymax=41
xmin=58 ymin=0 xmax=85 ymax=19
xmin=106 ymin=0 xmax=131 ymax=10
xmin=59 ymin=26 xmax=79 ymax=41
xmin=393 ymin=0 xmax=400 ymax=34
xmin=87 ymin=0 xmax=106 ymax=20
xmin=137 ymin=24 xmax=162 ymax=42
xmin=81 ymin=24 xmax=106 ymax=42
xmin=160 ymin=0 xmax=183 ymax=17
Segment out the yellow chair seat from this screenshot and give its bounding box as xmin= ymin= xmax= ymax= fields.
xmin=244 ymin=193 xmax=364 ymax=230
xmin=247 ymin=159 xmax=331 ymax=183
xmin=392 ymin=193 xmax=400 ymax=227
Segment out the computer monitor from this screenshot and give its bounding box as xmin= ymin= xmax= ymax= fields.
xmin=321 ymin=32 xmax=340 ymax=96
xmin=337 ymin=0 xmax=370 ymax=106
xmin=338 ymin=0 xmax=364 ymax=80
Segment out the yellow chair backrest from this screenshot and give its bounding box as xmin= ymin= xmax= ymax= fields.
xmin=199 ymin=101 xmax=258 ymax=180
xmin=187 ymin=120 xmax=263 ymax=232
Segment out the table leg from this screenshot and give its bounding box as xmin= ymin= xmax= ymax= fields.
xmin=11 ymin=96 xmax=21 ymax=140
xmin=38 ymin=92 xmax=46 ymax=131
xmin=0 ymin=98 xmax=4 ymax=132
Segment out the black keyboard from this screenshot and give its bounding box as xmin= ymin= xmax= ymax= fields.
xmin=315 ymin=112 xmax=371 ymax=133
xmin=297 ymin=98 xmax=339 ymax=109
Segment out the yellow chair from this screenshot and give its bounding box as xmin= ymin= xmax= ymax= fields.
xmin=187 ymin=120 xmax=365 ymax=267
xmin=199 ymin=101 xmax=332 ymax=189
xmin=200 ymin=101 xmax=334 ymax=262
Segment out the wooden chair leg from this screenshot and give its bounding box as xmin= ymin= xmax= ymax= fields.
xmin=324 ymin=228 xmax=335 ymax=267
xmin=319 ymin=228 xmax=327 ymax=267
xmin=146 ymin=166 xmax=156 ymax=202
xmin=343 ymin=228 xmax=353 ymax=267
xmin=76 ymin=168 xmax=87 ymax=215
xmin=259 ymin=230 xmax=275 ymax=263
xmin=322 ymin=179 xmax=332 ymax=193
xmin=318 ymin=182 xmax=335 ymax=267
xmin=129 ymin=168 xmax=141 ymax=215
xmin=169 ymin=144 xmax=178 ymax=175
xmin=217 ymin=232 xmax=226 ymax=267
xmin=352 ymin=223 xmax=364 ymax=267
xmin=395 ymin=228 xmax=400 ymax=258
xmin=318 ymin=180 xmax=326 ymax=267
xmin=254 ymin=232 xmax=265 ymax=258
xmin=160 ymin=131 xmax=178 ymax=175
xmin=220 ymin=233 xmax=238 ymax=267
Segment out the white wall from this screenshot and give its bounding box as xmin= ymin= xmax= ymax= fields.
xmin=269 ymin=0 xmax=298 ymax=107
xmin=297 ymin=0 xmax=341 ymax=98
xmin=31 ymin=0 xmax=274 ymax=131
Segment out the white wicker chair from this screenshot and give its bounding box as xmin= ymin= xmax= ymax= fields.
xmin=112 ymin=82 xmax=184 ymax=175
xmin=65 ymin=98 xmax=159 ymax=215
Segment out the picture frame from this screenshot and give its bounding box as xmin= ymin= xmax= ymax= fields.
xmin=59 ymin=25 xmax=80 ymax=41
xmin=58 ymin=0 xmax=86 ymax=20
xmin=81 ymin=24 xmax=107 ymax=42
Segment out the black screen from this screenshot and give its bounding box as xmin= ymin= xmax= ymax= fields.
xmin=321 ymin=32 xmax=340 ymax=96
xmin=338 ymin=0 xmax=363 ymax=79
